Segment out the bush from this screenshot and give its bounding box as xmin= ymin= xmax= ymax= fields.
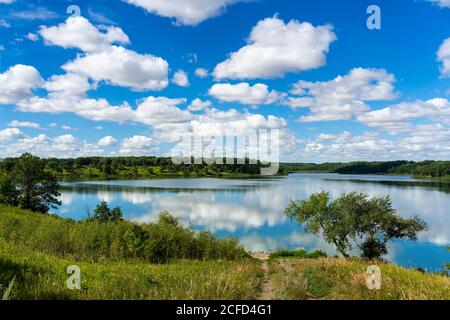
xmin=270 ymin=249 xmax=327 ymax=259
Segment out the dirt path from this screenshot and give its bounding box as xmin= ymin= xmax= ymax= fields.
xmin=258 ymin=260 xmax=274 ymax=300
xmin=250 ymin=253 xmax=274 ymax=300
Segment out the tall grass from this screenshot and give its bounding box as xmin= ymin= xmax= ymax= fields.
xmin=0 ymin=239 xmax=262 ymax=300
xmin=0 ymin=205 xmax=247 ymax=263
xmin=269 ymin=257 xmax=450 ymax=300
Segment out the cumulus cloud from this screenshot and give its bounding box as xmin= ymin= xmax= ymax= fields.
xmin=0 ymin=133 xmax=105 ymax=158
xmin=39 ymin=16 xmax=130 ymax=52
xmin=8 ymin=120 xmax=40 ymax=129
xmin=286 ymin=68 xmax=398 ymax=122
xmin=39 ymin=17 xmax=168 ymax=91
xmin=44 ymin=73 xmax=92 ymax=98
xmin=0 ymin=64 xmax=43 ymax=105
xmin=135 ymin=97 xmax=192 ymax=126
xmin=301 ymin=127 xmax=450 ymax=162
xmin=188 ymin=98 xmax=211 ymax=111
xmin=123 ymin=0 xmax=243 ymax=25
xmin=0 ymin=0 xmax=15 ymax=4
xmin=0 ymin=128 xmax=24 ymax=141
xmin=357 ymin=98 xmax=450 ymax=133
xmin=18 ymin=96 xmax=135 ymax=123
xmin=120 ymin=135 xmax=157 ymax=155
xmin=209 ymin=82 xmax=280 ymax=105
xmin=437 ymin=37 xmax=450 ymax=77
xmin=172 ymin=70 xmax=190 ymax=87
xmin=214 ymin=17 xmax=336 ymax=80
xmin=62 ymin=46 xmax=169 ymax=91
xmin=98 ymin=136 xmax=118 ymax=147
xmin=195 ymin=68 xmax=209 ymax=78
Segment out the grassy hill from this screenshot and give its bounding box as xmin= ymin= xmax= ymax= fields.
xmin=0 ymin=205 xmax=448 ymax=300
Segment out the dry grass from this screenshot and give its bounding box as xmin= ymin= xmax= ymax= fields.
xmin=269 ymin=257 xmax=450 ymax=300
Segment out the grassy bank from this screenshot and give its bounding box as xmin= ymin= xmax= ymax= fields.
xmin=0 ymin=239 xmax=262 ymax=300
xmin=0 ymin=206 xmax=449 ymax=300
xmin=0 ymin=205 xmax=246 ymax=262
xmin=268 ymin=257 xmax=450 ymax=300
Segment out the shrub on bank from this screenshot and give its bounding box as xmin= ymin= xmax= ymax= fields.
xmin=270 ymin=249 xmax=327 ymax=259
xmin=0 ymin=205 xmax=247 ymax=263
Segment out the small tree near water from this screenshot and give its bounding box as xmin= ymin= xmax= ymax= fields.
xmin=285 ymin=192 xmax=428 ymax=259
xmin=89 ymin=201 xmax=123 ymax=223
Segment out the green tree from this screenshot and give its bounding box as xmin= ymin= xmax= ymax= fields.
xmin=12 ymin=153 xmax=61 ymax=213
xmin=0 ymin=172 xmax=19 ymax=206
xmin=285 ymin=192 xmax=428 ymax=259
xmin=90 ymin=201 xmax=123 ymax=222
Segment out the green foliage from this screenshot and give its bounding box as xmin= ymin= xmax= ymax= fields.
xmin=270 ymin=249 xmax=327 ymax=259
xmin=0 ymin=205 xmax=247 ymax=263
xmin=0 ymin=172 xmax=19 ymax=207
xmin=0 ymin=153 xmax=61 ymax=214
xmin=285 ymin=192 xmax=428 ymax=259
xmin=88 ymin=201 xmax=123 ymax=223
xmin=1 ymin=155 xmax=270 ymax=180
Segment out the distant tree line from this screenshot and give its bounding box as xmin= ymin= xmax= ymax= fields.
xmin=282 ymin=160 xmax=450 ymax=178
xmin=0 ymin=155 xmax=272 ymax=180
xmin=1 ymin=155 xmax=449 ymax=181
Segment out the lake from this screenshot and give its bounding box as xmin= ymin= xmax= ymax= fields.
xmin=53 ymin=173 xmax=450 ymax=271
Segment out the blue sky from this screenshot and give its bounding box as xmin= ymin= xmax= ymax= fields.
xmin=0 ymin=0 xmax=449 ymax=162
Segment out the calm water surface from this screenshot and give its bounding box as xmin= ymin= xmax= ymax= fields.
xmin=54 ymin=173 xmax=450 ymax=271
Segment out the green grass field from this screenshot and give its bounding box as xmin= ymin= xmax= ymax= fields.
xmin=0 ymin=205 xmax=448 ymax=300
xmin=0 ymin=239 xmax=262 ymax=300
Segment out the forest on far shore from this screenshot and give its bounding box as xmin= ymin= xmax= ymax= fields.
xmin=0 ymin=156 xmax=449 ymax=179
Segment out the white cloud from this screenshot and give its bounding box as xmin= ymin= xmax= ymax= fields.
xmin=8 ymin=120 xmax=40 ymax=129
xmin=300 ymin=127 xmax=450 ymax=162
xmin=26 ymin=33 xmax=39 ymax=41
xmin=123 ymin=0 xmax=243 ymax=25
xmin=287 ymin=68 xmax=398 ymax=122
xmin=214 ymin=17 xmax=336 ymax=80
xmin=437 ymin=37 xmax=450 ymax=77
xmin=357 ymin=98 xmax=450 ymax=133
xmin=0 ymin=128 xmax=24 ymax=141
xmin=39 ymin=16 xmax=130 ymax=53
xmin=38 ymin=17 xmax=168 ymax=92
xmin=209 ymin=82 xmax=279 ymax=105
xmin=98 ymin=136 xmax=118 ymax=147
xmin=0 ymin=133 xmax=105 ymax=158
xmin=135 ymin=96 xmax=192 ymax=126
xmin=44 ymin=73 xmax=92 ymax=98
xmin=0 ymin=0 xmax=15 ymax=4
xmin=188 ymin=98 xmax=211 ymax=111
xmin=18 ymin=96 xmax=135 ymax=123
xmin=427 ymin=0 xmax=450 ymax=8
xmin=172 ymin=70 xmax=190 ymax=87
xmin=62 ymin=46 xmax=169 ymax=91
xmin=0 ymin=64 xmax=43 ymax=105
xmin=195 ymin=68 xmax=209 ymax=78
xmin=120 ymin=135 xmax=157 ymax=155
